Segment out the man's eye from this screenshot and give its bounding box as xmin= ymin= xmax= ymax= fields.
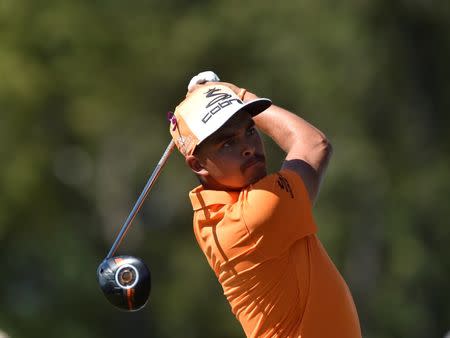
xmin=222 ymin=139 xmax=233 ymax=148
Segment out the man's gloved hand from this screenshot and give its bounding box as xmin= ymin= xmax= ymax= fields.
xmin=187 ymin=71 xmax=220 ymax=91
xmin=186 ymin=71 xmax=247 ymax=100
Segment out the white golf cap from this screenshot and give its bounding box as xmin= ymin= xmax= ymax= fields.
xmin=169 ymin=84 xmax=271 ymax=156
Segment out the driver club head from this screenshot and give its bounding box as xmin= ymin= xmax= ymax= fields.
xmin=97 ymin=255 xmax=151 ymax=311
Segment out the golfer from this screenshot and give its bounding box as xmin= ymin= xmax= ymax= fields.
xmin=168 ymin=72 xmax=362 ymax=338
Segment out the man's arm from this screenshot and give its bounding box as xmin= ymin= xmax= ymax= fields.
xmin=245 ymin=91 xmax=332 ymax=205
xmin=187 ymin=80 xmax=332 ymax=205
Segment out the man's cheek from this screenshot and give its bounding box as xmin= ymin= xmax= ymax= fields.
xmin=207 ymin=159 xmax=226 ymax=177
xmin=215 ymin=158 xmax=237 ymax=176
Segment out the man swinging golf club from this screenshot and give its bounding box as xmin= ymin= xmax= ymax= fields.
xmin=168 ymin=71 xmax=362 ymax=338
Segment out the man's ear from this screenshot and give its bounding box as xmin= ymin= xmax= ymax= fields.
xmin=185 ymin=155 xmax=209 ymax=177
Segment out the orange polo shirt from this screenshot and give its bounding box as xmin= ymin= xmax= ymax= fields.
xmin=189 ymin=169 xmax=361 ymax=338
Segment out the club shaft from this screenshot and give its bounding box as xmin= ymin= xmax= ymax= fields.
xmin=105 ymin=140 xmax=176 ymax=259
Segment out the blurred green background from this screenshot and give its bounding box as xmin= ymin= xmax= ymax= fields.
xmin=1 ymin=0 xmax=449 ymax=337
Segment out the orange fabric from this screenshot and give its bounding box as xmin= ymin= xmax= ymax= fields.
xmin=189 ymin=170 xmax=362 ymax=338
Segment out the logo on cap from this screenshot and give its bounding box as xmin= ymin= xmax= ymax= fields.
xmin=201 ymin=87 xmax=243 ymax=124
xmin=176 ymin=135 xmax=194 ymax=156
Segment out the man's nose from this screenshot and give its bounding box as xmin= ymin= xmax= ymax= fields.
xmin=242 ymin=143 xmax=256 ymax=157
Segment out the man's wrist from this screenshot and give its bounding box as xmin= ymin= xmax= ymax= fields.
xmin=241 ymin=90 xmax=259 ymax=102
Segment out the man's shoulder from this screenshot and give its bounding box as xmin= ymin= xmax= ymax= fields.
xmin=241 ymin=169 xmax=312 ymax=224
xmin=247 ymin=169 xmax=304 ymax=200
xmin=189 ymin=185 xmax=240 ymax=211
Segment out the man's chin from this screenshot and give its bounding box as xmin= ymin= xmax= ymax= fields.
xmin=247 ymin=167 xmax=267 ymax=186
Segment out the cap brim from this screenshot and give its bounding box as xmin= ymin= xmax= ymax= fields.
xmin=240 ymin=98 xmax=272 ymax=117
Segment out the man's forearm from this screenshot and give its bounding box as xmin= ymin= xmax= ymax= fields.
xmin=243 ymin=91 xmax=332 ymax=173
xmin=188 ymin=80 xmax=331 ymax=202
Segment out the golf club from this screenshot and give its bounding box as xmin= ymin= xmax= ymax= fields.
xmin=97 ymin=139 xmax=176 ymax=311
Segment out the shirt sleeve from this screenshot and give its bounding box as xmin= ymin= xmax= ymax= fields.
xmin=241 ymin=169 xmax=318 ymax=258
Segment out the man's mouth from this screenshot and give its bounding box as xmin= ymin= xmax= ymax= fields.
xmin=241 ymin=155 xmax=266 ymax=171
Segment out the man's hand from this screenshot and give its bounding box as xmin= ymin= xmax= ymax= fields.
xmin=186 ymin=71 xmax=248 ymax=100
xmin=187 ymin=71 xmax=220 ymax=91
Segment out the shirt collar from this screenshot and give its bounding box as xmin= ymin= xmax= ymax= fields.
xmin=189 ymin=185 xmax=240 ymax=210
